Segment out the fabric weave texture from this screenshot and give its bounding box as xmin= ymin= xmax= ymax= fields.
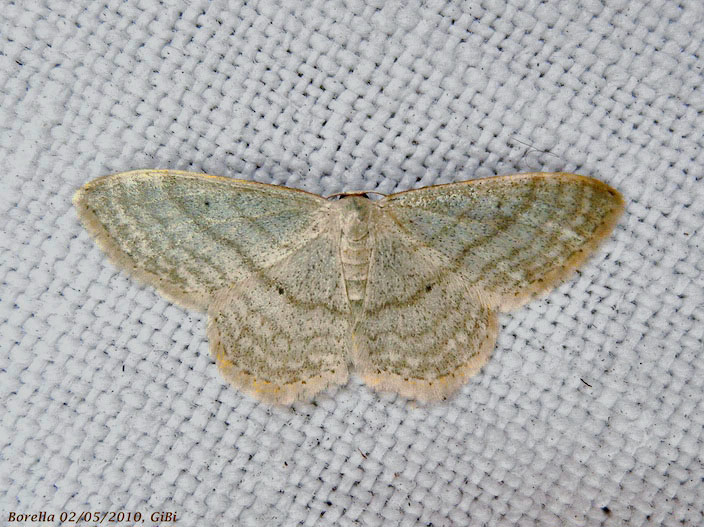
xmin=1 ymin=1 xmax=702 ymax=525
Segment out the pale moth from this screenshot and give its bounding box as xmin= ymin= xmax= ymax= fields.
xmin=74 ymin=170 xmax=624 ymax=404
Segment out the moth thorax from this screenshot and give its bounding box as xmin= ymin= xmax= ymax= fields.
xmin=338 ymin=196 xmax=373 ymax=311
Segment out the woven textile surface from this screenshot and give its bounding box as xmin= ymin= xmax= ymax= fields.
xmin=1 ymin=1 xmax=702 ymax=525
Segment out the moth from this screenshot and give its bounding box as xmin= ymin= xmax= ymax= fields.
xmin=74 ymin=170 xmax=624 ymax=404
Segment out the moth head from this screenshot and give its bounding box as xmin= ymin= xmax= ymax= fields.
xmin=329 ymin=194 xmax=376 ymax=240
xmin=326 ymin=190 xmax=384 ymax=201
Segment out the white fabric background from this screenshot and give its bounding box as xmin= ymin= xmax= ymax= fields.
xmin=1 ymin=0 xmax=702 ymax=525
